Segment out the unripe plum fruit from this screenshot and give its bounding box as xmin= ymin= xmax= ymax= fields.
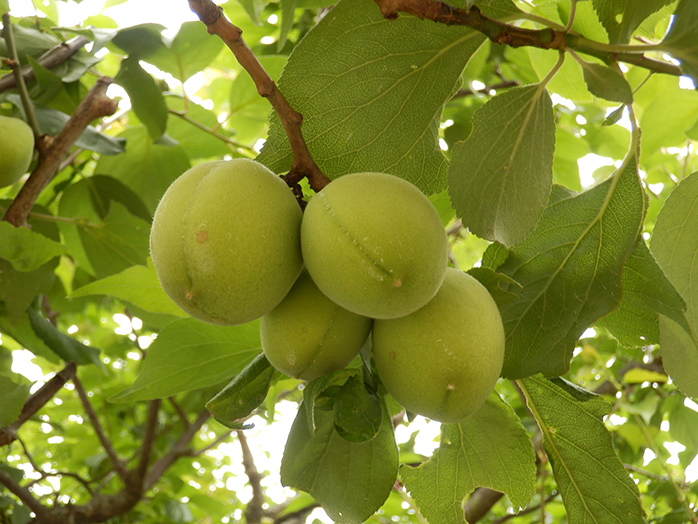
xmin=0 ymin=116 xmax=34 ymax=187
xmin=260 ymin=270 xmax=372 ymax=381
xmin=301 ymin=172 xmax=448 ymax=319
xmin=150 ymin=159 xmax=303 ymax=325
xmin=372 ymin=268 xmax=505 ymax=423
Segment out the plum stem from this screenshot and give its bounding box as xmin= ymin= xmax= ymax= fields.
xmin=187 ymin=0 xmax=331 ymax=194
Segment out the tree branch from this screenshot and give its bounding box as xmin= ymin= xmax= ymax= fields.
xmin=372 ymin=0 xmax=682 ymax=77
xmin=2 ymin=76 xmax=118 ymax=228
xmin=0 ymin=362 xmax=77 ymax=447
xmin=73 ymin=374 xmax=129 ymax=483
xmin=0 ymin=469 xmax=50 ymax=520
xmin=238 ymin=430 xmax=266 ymax=524
xmin=0 ymin=35 xmax=90 ymax=93
xmin=187 ymin=0 xmax=330 ymax=193
xmin=145 ymin=410 xmax=209 ymax=490
xmin=131 ymin=399 xmax=161 ymax=493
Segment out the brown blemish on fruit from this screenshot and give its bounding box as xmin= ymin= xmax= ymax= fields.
xmin=392 ymin=278 xmax=402 ymax=288
xmin=447 ymin=383 xmax=455 ymax=391
xmin=185 ymin=290 xmax=194 ymax=300
xmin=196 ymin=231 xmax=208 ymax=243
xmin=390 ymin=351 xmax=396 ymax=360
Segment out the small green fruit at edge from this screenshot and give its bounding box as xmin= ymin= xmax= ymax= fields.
xmin=261 ymin=270 xmax=372 ymax=381
xmin=301 ymin=172 xmax=448 ymax=319
xmin=372 ymin=268 xmax=505 ymax=423
xmin=0 ymin=116 xmax=34 ymax=188
xmin=150 ymin=159 xmax=303 ymax=325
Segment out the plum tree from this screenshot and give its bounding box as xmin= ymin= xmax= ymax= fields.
xmin=260 ymin=270 xmax=373 ymax=381
xmin=372 ymin=267 xmax=505 ymax=423
xmin=301 ymin=172 xmax=448 ymax=319
xmin=0 ymin=115 xmax=34 ymax=187
xmin=150 ymin=158 xmax=303 ymax=325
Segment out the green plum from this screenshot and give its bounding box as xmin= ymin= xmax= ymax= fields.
xmin=301 ymin=172 xmax=448 ymax=319
xmin=260 ymin=270 xmax=372 ymax=381
xmin=372 ymin=268 xmax=505 ymax=423
xmin=0 ymin=116 xmax=34 ymax=187
xmin=150 ymin=159 xmax=303 ymax=325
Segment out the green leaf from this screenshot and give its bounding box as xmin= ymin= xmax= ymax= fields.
xmin=57 ymin=175 xmax=151 ymax=276
xmin=448 ymin=84 xmax=555 ymax=246
xmin=115 ymin=56 xmax=168 ymax=140
xmin=281 ymin=401 xmax=399 ymax=523
xmin=651 ymin=171 xmax=698 ymax=398
xmin=206 ymin=353 xmax=275 ymax=429
xmin=302 ymin=367 xmax=360 ymax=434
xmin=77 ymin=202 xmax=150 ymax=279
xmin=150 ymin=21 xmax=223 ymax=82
xmin=520 ymin=375 xmax=645 ymax=523
xmin=27 ymin=304 xmax=102 ymax=367
xmin=70 ymin=259 xmax=187 ymax=318
xmin=487 ymin=157 xmax=646 ymax=379
xmin=639 ymin=76 xmax=698 ymax=161
xmin=581 ymin=62 xmax=633 ymax=104
xmin=0 ymin=222 xmax=66 ymax=272
xmin=595 ymin=239 xmax=688 ymax=347
xmin=258 ymin=0 xmax=487 ymax=195
xmin=95 ymin=127 xmax=190 ymax=213
xmin=228 ymin=55 xmax=286 ymax=145
xmin=0 ymin=374 xmax=30 ymax=427
xmin=111 ymin=318 xmax=262 ymax=402
xmin=0 ymin=315 xmax=60 ymax=364
xmin=237 ymin=0 xmax=266 ymax=24
xmin=278 ymin=0 xmax=298 ymax=50
xmin=400 ymin=392 xmax=536 ymax=524
xmin=332 ymin=371 xmax=382 ymax=443
xmin=112 ymin=23 xmax=168 ymax=57
xmin=165 ymin=96 xmax=233 ymax=159
xmin=0 ymin=259 xmax=56 ymax=322
xmin=591 ymin=0 xmax=675 ymax=44
xmin=34 ymin=106 xmax=125 ymax=156
xmin=623 ymin=368 xmax=668 ymax=383
xmin=660 ymin=0 xmax=698 ymax=85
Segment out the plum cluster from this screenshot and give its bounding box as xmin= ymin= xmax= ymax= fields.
xmin=150 ymin=159 xmax=504 ymax=423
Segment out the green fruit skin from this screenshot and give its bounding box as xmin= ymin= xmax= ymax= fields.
xmin=260 ymin=270 xmax=372 ymax=381
xmin=301 ymin=172 xmax=448 ymax=319
xmin=0 ymin=116 xmax=34 ymax=188
xmin=372 ymin=268 xmax=505 ymax=423
xmin=150 ymin=159 xmax=303 ymax=325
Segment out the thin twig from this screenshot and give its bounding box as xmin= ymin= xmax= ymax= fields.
xmin=1 ymin=14 xmax=41 ymax=137
xmin=73 ymin=374 xmax=129 ymax=483
xmin=238 ymin=430 xmax=266 ymax=524
xmin=169 ymin=109 xmax=252 ymax=151
xmin=193 ymin=429 xmax=234 ymax=456
xmin=0 ymin=35 xmax=89 ymax=93
xmin=0 ymin=469 xmax=50 ymax=519
xmin=133 ymin=400 xmax=161 ymax=488
xmin=168 ymin=397 xmax=191 ymax=429
xmin=491 ymin=491 xmax=559 ymax=524
xmin=187 ymin=0 xmax=330 ymax=192
xmin=2 ymin=77 xmax=118 ymax=227
xmin=145 ymin=410 xmax=209 ymax=490
xmin=452 ymin=80 xmax=520 ymax=98
xmin=0 ymin=362 xmax=77 ymax=447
